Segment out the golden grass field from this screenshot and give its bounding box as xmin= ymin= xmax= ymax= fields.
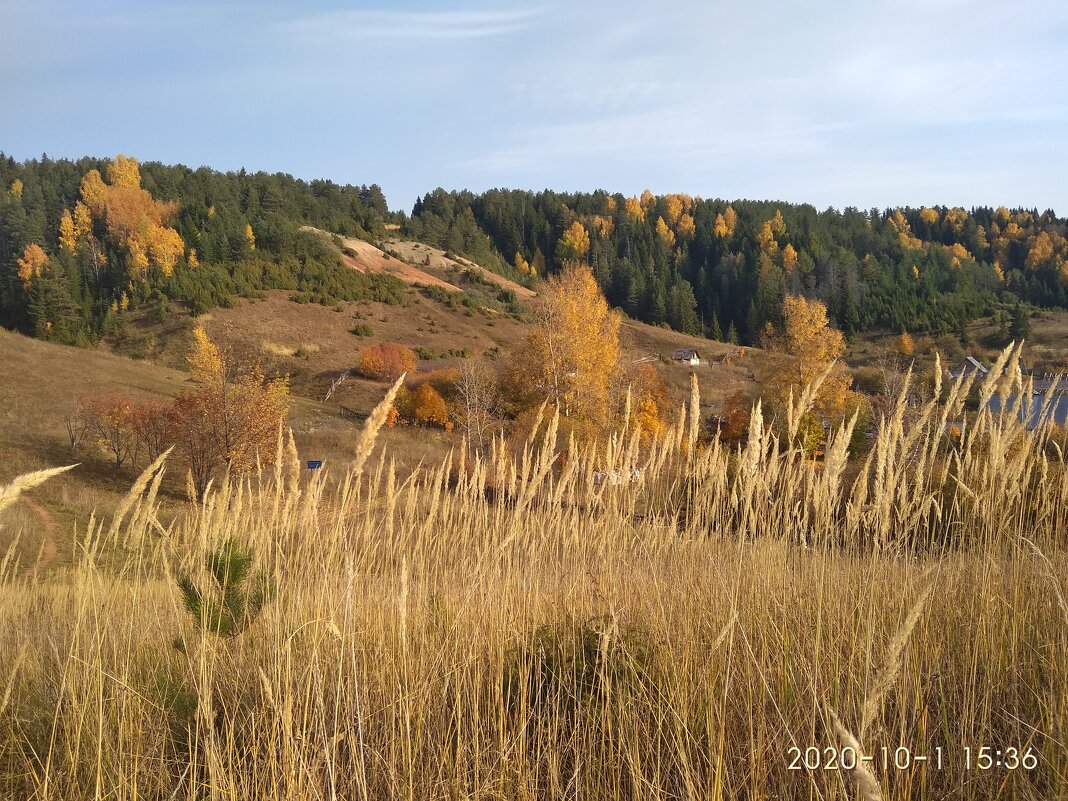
xmin=1 ymin=345 xmax=1066 ymax=800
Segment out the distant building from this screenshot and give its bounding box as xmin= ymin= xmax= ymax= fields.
xmin=671 ymin=348 xmax=701 ymax=366
xmin=948 ymin=356 xmax=988 ymax=381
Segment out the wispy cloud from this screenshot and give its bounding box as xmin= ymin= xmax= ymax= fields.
xmin=280 ymin=7 xmax=544 ymax=43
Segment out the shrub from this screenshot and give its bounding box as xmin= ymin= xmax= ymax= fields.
xmin=357 ymin=343 xmax=417 ymax=381
xmin=351 ymin=323 xmax=374 ymax=337
xmin=410 ymin=383 xmax=451 ymax=430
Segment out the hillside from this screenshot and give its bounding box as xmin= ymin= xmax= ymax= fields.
xmin=4 ymin=152 xmax=1066 ymax=366
xmin=1 ymin=278 xmax=760 ymax=572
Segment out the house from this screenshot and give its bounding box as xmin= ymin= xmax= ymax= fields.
xmin=671 ymin=348 xmax=701 ymax=366
xmin=988 ymin=393 xmax=1068 ymax=430
xmin=1030 ymin=374 xmax=1067 ymax=395
xmin=948 ymin=356 xmax=988 ymax=381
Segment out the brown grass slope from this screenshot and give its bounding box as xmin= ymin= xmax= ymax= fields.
xmin=0 ymin=352 xmax=1065 ymax=799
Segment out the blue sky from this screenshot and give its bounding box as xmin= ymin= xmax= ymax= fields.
xmin=2 ymin=0 xmax=1066 ymax=214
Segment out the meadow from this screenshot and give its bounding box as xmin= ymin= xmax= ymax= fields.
xmin=0 ymin=346 xmax=1066 ymax=800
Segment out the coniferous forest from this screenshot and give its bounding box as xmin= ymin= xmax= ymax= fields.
xmin=2 ymin=153 xmax=1066 ymax=347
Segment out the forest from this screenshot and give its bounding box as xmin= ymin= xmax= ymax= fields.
xmin=407 ymin=188 xmax=1068 ymax=342
xmin=2 ymin=152 xmax=1067 ymax=347
xmin=0 ymin=154 xmax=404 ymax=345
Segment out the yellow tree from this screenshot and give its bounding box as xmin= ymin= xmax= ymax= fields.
xmin=17 ymin=243 xmax=48 ymax=288
xmin=782 ymin=243 xmax=798 ymax=274
xmin=107 ymin=154 xmax=142 ymax=189
xmin=1026 ymin=231 xmax=1054 ymax=270
xmin=9 ymin=179 xmax=22 ymax=199
xmin=898 ymin=331 xmax=916 ymax=358
xmin=178 ymin=326 xmax=290 ymax=480
xmin=624 ymin=197 xmax=645 ymax=223
xmin=148 ymin=225 xmax=185 ymax=276
xmin=557 ymin=221 xmax=591 ymax=262
xmin=655 ymin=216 xmax=676 ymax=248
xmin=761 ymin=295 xmax=852 ymax=421
xmin=514 ymin=252 xmax=531 ymax=276
xmin=59 ymin=210 xmax=77 ymax=253
xmin=77 ymin=156 xmax=184 ymax=280
xmin=245 ymin=223 xmax=256 ymax=252
xmin=510 ymin=263 xmax=621 ymax=427
xmin=713 ymin=205 xmax=737 ymax=238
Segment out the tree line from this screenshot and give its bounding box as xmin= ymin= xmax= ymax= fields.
xmin=4 ymin=152 xmax=1066 ymax=351
xmin=0 ymin=153 xmax=405 ymax=345
xmin=406 ymin=188 xmax=1068 ymax=343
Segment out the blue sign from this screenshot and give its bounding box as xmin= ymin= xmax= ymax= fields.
xmin=306 ymin=460 xmax=323 ymax=470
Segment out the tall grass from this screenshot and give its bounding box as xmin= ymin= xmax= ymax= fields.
xmin=0 ymin=345 xmax=1066 ymax=799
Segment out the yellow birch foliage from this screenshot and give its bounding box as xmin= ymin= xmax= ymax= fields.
xmin=762 ymin=295 xmax=852 ymax=420
xmin=655 ymin=217 xmax=676 ymax=248
xmin=945 ymin=206 xmax=967 ymax=234
xmin=187 ymin=326 xmax=224 ymax=384
xmin=713 ymin=205 xmax=737 ymax=238
xmin=511 ymin=263 xmax=621 ymax=427
xmin=557 ymin=221 xmax=591 ymax=262
xmin=9 ymin=179 xmax=22 ymax=199
xmin=624 ymin=197 xmax=645 ymax=223
xmin=148 ymin=225 xmax=185 ymax=275
xmin=756 ymin=221 xmax=778 ymax=254
xmin=1026 ymin=232 xmax=1054 ymax=270
xmin=769 ymin=209 xmax=786 ymax=237
xmin=58 ymin=210 xmax=77 ymax=253
xmin=919 ymin=207 xmax=940 ymax=225
xmin=73 ymin=201 xmax=92 ymax=240
xmin=245 ymin=223 xmax=256 ymax=252
xmin=179 ymin=326 xmax=291 ymax=476
xmin=664 ymin=195 xmax=684 ymax=226
xmin=107 ymin=154 xmax=142 ymax=189
xmin=943 ymin=242 xmax=972 ymax=268
xmin=79 ymin=170 xmax=108 ymax=217
xmin=782 ymin=243 xmax=798 ymax=274
xmin=677 ymin=213 xmax=696 ymax=239
xmin=17 ymin=243 xmax=48 ymax=288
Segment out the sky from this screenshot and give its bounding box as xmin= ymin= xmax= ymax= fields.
xmin=2 ymin=0 xmax=1067 ymax=215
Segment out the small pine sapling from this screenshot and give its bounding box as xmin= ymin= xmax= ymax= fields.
xmin=177 ymin=539 xmax=274 ymax=638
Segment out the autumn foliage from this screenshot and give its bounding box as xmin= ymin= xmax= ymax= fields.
xmin=76 ymin=156 xmax=185 ymax=279
xmin=508 ymin=263 xmax=621 ymax=428
xmin=760 ymin=295 xmax=853 ymax=422
xmin=358 ymin=343 xmax=417 ymax=381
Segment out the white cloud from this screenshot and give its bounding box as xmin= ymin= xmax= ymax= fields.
xmin=279 ymin=7 xmax=544 ymax=43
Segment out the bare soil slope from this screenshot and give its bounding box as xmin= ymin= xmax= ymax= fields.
xmin=301 ymin=227 xmax=463 ymax=292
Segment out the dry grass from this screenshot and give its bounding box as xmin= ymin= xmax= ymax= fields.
xmin=0 ymin=346 xmax=1066 ymax=799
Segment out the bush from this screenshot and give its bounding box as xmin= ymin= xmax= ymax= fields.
xmin=351 ymin=323 xmax=374 ymax=337
xmin=357 ymin=343 xmax=417 ymax=381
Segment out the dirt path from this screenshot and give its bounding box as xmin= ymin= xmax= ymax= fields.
xmin=21 ymin=495 xmax=58 ymax=577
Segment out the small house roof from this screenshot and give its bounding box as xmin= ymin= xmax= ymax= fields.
xmin=672 ymin=348 xmax=700 ymax=360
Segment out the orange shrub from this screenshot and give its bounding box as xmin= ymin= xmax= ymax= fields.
xmin=411 ymin=384 xmax=451 ymax=430
xmin=358 ymin=343 xmax=417 ymax=381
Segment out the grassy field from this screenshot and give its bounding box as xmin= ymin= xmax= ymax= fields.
xmin=0 ymin=328 xmax=456 ymax=567
xmin=0 ymin=350 xmax=1066 ymax=800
